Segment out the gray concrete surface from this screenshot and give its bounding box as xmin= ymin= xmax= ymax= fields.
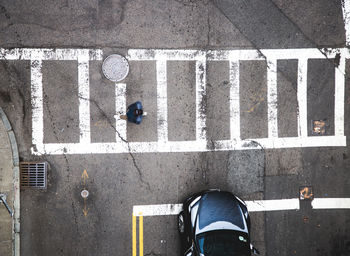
xmin=0 ymin=107 xmax=20 ymax=256
xmin=0 ymin=115 xmax=13 ymax=256
xmin=0 ymin=1 xmax=349 ymax=256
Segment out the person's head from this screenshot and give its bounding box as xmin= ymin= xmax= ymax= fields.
xmin=134 ymin=109 xmax=143 ymax=116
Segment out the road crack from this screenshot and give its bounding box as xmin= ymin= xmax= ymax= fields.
xmin=82 ymin=96 xmax=151 ymax=190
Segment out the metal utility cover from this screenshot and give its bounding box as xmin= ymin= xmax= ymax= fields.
xmin=102 ymin=54 xmax=129 ymax=82
xmin=20 ymin=162 xmax=48 ymax=189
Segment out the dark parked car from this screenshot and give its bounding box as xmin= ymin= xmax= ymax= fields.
xmin=178 ymin=189 xmax=259 ymax=256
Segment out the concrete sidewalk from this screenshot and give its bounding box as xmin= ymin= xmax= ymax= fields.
xmin=0 ymin=107 xmax=20 ymax=256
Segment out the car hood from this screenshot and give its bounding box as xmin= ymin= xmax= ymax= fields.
xmin=195 ymin=192 xmax=247 ymax=234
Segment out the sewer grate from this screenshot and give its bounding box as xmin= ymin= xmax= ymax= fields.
xmin=20 ymin=162 xmax=47 ymax=189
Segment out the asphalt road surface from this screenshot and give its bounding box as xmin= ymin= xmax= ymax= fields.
xmin=0 ymin=0 xmax=350 ymax=256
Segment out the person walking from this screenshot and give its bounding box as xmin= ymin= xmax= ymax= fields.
xmin=120 ymin=101 xmax=147 ymax=124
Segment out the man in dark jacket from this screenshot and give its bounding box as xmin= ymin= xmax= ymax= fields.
xmin=120 ymin=101 xmax=147 ymax=124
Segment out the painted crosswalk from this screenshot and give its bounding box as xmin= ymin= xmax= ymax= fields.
xmin=0 ymin=47 xmax=347 ymax=155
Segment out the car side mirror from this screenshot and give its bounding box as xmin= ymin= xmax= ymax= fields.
xmin=250 ymin=244 xmax=260 ymax=255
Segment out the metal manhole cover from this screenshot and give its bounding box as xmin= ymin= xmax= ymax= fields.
xmin=20 ymin=162 xmax=48 ymax=189
xmin=102 ymin=54 xmax=129 ymax=82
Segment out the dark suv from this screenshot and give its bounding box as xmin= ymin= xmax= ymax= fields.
xmin=178 ymin=190 xmax=259 ymax=256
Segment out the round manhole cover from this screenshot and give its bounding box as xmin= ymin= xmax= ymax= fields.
xmin=102 ymin=54 xmax=129 ymax=82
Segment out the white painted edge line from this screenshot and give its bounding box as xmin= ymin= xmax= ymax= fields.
xmin=229 ymin=61 xmax=240 ymax=140
xmin=115 ymin=83 xmax=127 ymax=141
xmin=297 ymin=58 xmax=308 ymax=138
xmin=267 ymin=59 xmax=278 ymax=138
xmin=312 ymin=198 xmax=350 ymax=209
xmin=156 ymin=59 xmax=168 ymax=143
xmin=133 ymin=198 xmax=350 ymax=217
xmin=342 ymin=0 xmax=350 ymax=46
xmin=31 ymin=135 xmax=346 ymax=155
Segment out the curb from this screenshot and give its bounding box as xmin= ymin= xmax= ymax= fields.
xmin=0 ymin=107 xmax=20 ymax=256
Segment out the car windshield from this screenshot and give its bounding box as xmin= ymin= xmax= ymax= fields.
xmin=197 ymin=230 xmax=250 ymax=256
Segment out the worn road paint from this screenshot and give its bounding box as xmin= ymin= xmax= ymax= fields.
xmin=342 ymin=0 xmax=350 ymax=46
xmin=83 ymin=198 xmax=88 ymax=217
xmin=229 ymin=61 xmax=240 ymax=140
xmin=115 ymin=83 xmax=127 ymax=141
xmin=78 ymin=50 xmax=91 ymax=144
xmin=30 ymin=60 xmax=44 ymax=152
xmin=297 ymin=58 xmax=308 ymax=138
xmin=32 ymin=136 xmax=346 ymax=155
xmin=312 ymin=198 xmax=350 ymax=209
xmin=0 ymin=47 xmax=346 ymax=155
xmin=133 ymin=204 xmax=184 ymax=217
xmin=195 ymin=56 xmax=207 ymax=141
xmin=267 ymin=59 xmax=278 ymax=138
xmin=81 ymin=169 xmax=89 ymax=186
xmin=156 ymin=59 xmax=168 ymax=143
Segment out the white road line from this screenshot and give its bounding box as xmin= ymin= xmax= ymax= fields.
xmin=132 ymin=199 xmax=300 ymax=216
xmin=335 ymin=50 xmax=345 ymax=136
xmin=30 ymin=60 xmax=44 ymax=153
xmin=229 ymin=61 xmax=240 ymax=140
xmin=127 ymin=48 xmax=347 ymax=62
xmin=32 ymin=135 xmax=346 ymax=155
xmin=133 ymin=198 xmax=350 ymax=216
xmin=195 ymin=57 xmax=207 ymax=141
xmin=0 ymin=48 xmax=344 ymax=62
xmin=78 ymin=51 xmax=91 ymax=144
xmin=156 ymin=59 xmax=168 ymax=143
xmin=133 ymin=204 xmax=183 ymax=217
xmin=0 ymin=48 xmax=103 ymax=61
xmin=312 ymin=198 xmax=350 ymax=209
xmin=342 ymin=0 xmax=350 ymax=46
xmin=267 ymin=59 xmax=278 ymax=138
xmin=297 ymin=58 xmax=308 ymax=138
xmin=115 ymin=83 xmax=127 ymax=142
xmin=246 ymin=199 xmax=299 ymax=212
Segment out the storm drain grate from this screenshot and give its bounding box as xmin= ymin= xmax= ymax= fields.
xmin=20 ymin=162 xmax=47 ymax=189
